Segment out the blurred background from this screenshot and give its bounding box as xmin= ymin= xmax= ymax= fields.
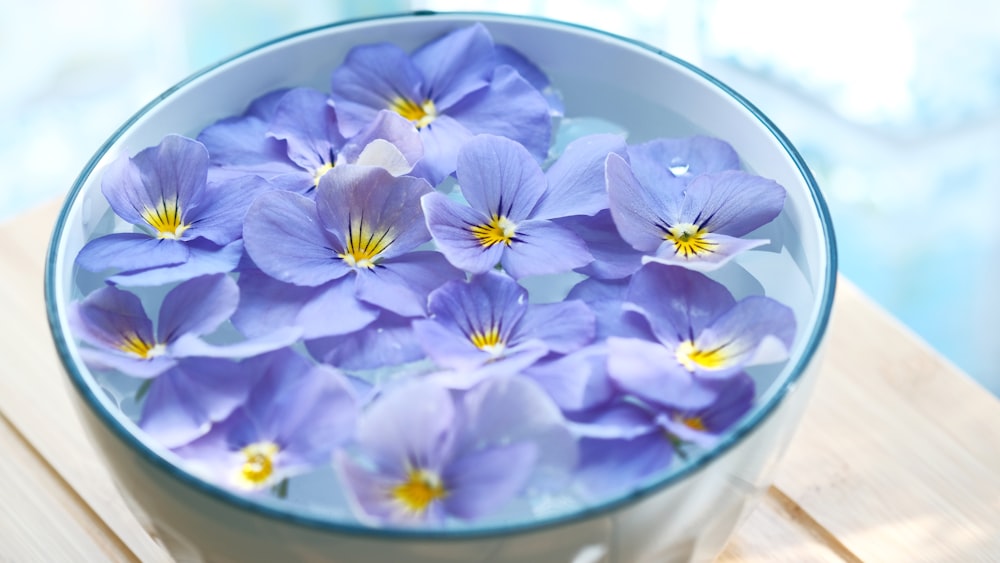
xmin=4 ymin=0 xmax=998 ymax=394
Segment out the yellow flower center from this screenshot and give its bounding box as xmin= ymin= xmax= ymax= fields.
xmin=236 ymin=442 xmax=280 ymax=488
xmin=675 ymin=340 xmax=729 ymax=372
xmin=678 ymin=415 xmax=707 ymax=432
xmin=143 ymin=199 xmax=190 ymax=239
xmin=470 ymin=215 xmax=517 ymax=248
xmin=313 ymin=162 xmax=335 ymax=186
xmin=117 ymin=332 xmax=164 ymax=359
xmin=391 ymin=467 xmax=448 ymax=514
xmin=338 ymin=220 xmax=394 ymax=269
xmin=664 ymin=223 xmax=716 ymax=258
xmin=470 ymin=325 xmax=505 ymax=355
xmin=390 ymin=97 xmax=437 ymax=129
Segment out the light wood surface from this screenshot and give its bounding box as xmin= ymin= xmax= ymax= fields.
xmin=2 ymin=201 xmax=997 ymax=562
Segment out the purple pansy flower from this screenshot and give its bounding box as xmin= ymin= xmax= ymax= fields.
xmin=330 ymin=24 xmax=553 ymax=184
xmin=240 ymin=164 xmax=463 ymax=335
xmin=336 ymin=376 xmax=574 ymax=526
xmin=198 ymin=87 xmax=423 ymax=193
xmin=412 ymin=271 xmax=595 ymax=387
xmin=305 ymin=311 xmax=425 ymax=371
xmin=606 ymin=152 xmax=785 ymax=271
xmin=75 ymin=135 xmax=271 ymax=286
xmin=613 ymin=263 xmax=795 ymax=389
xmin=423 ymin=134 xmax=626 ymax=278
xmin=67 ymin=274 xmax=298 ymax=378
xmin=173 ymin=349 xmax=358 ymax=491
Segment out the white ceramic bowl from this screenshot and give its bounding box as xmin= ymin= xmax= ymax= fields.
xmin=46 ymin=12 xmax=837 ymax=563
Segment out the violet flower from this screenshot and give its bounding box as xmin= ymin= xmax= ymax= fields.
xmin=423 ymin=133 xmax=625 ymax=278
xmin=173 ymin=349 xmax=358 ymax=491
xmin=412 ymin=271 xmax=595 ymax=386
xmin=75 ymin=135 xmax=271 ymax=286
xmin=613 ymin=263 xmax=795 ymax=393
xmin=336 ymin=376 xmax=575 ymax=526
xmin=67 ymin=274 xmax=297 ymax=378
xmin=606 ymin=152 xmax=785 ymax=271
xmin=197 ymin=87 xmax=423 ymax=193
xmin=241 ymin=164 xmax=463 ymax=331
xmin=329 ymin=24 xmax=553 ymax=184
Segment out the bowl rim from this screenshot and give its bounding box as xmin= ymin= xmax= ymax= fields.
xmin=44 ymin=9 xmax=838 ymax=540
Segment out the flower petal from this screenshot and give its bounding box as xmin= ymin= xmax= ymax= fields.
xmin=107 ymin=239 xmax=244 ymax=287
xmin=522 ymin=343 xmax=616 ymax=412
xmin=557 ymin=211 xmax=643 ymax=280
xmin=455 ymin=134 xmax=547 ymax=221
xmin=421 ymin=191 xmax=504 ymax=274
xmin=157 ymin=274 xmax=238 ymax=343
xmin=243 ymin=190 xmax=347 ymax=287
xmin=267 ymin=87 xmax=345 ymax=173
xmin=682 ymin=171 xmax=786 ymax=237
xmin=355 ymin=251 xmax=464 ymax=317
xmin=329 ymin=42 xmax=424 ymax=137
xmin=75 ymin=233 xmax=189 ymax=273
xmin=306 ymin=312 xmax=423 ymax=371
xmin=574 ymin=431 xmax=673 ymax=500
xmin=605 ymin=152 xmax=686 ymax=253
xmin=499 ymin=219 xmax=593 ymax=279
xmin=340 ymin=110 xmax=423 ymax=175
xmin=534 ymin=133 xmax=627 ymax=220
xmin=411 ymin=23 xmax=495 ymax=111
xmin=442 ymin=442 xmax=537 ymax=521
xmin=606 ymin=337 xmax=717 ymax=410
xmin=691 ymin=296 xmax=796 ymax=378
xmin=646 ymin=232 xmax=769 ymax=272
xmin=626 ymin=136 xmax=740 ymax=187
xmin=516 ymin=300 xmax=595 ymax=354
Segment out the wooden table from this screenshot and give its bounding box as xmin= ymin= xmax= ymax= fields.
xmin=2 ymin=201 xmax=998 ymax=562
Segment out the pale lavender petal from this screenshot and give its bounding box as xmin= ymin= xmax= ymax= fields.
xmin=139 ymin=357 xmax=255 ymax=448
xmin=129 ymin=135 xmax=208 ymax=214
xmin=499 ymin=219 xmax=593 ymax=279
xmin=412 ymin=319 xmax=490 ymax=372
xmin=627 ymin=136 xmax=740 ymax=187
xmin=426 ymin=272 xmax=527 ymax=345
xmin=340 ymin=110 xmax=423 ymax=175
xmin=458 ymin=376 xmax=577 ymax=487
xmin=523 ymin=343 xmax=616 ymax=412
xmin=243 ymin=190 xmax=347 ymax=286
xmin=157 ymin=274 xmax=238 ymax=343
xmin=233 ymin=273 xmax=378 ymax=339
xmin=108 ymin=239 xmax=243 ymax=287
xmin=408 ymin=114 xmax=474 ymax=185
xmin=335 ymin=451 xmax=406 ymax=525
xmin=197 ymin=88 xmax=292 ymax=173
xmin=647 ymin=232 xmax=769 ymax=272
xmin=567 ymin=400 xmax=658 ymax=440
xmin=660 ymin=373 xmax=754 ymax=448
xmin=411 ymin=23 xmax=494 ymax=111
xmin=534 ymin=134 xmax=627 ymax=220
xmin=267 ymin=87 xmax=345 ymax=173
xmin=442 ymin=442 xmax=537 ymax=520
xmin=186 ymin=175 xmax=274 ymax=245
xmin=316 ymin=165 xmax=433 ymax=261
xmin=494 ymin=44 xmax=564 ymax=117
xmin=100 ymin=154 xmax=153 ymax=225
xmin=421 ymin=191 xmax=504 ymax=274
xmin=77 ymin=347 xmax=175 ymax=378
xmin=306 ymin=312 xmax=423 ymax=371
xmin=447 ymin=65 xmax=552 ymax=164
xmin=355 ymin=251 xmax=463 ymax=318
xmin=574 ymin=431 xmax=673 ymax=500
xmin=455 ymin=134 xmax=547 ymax=221
xmin=167 ymin=328 xmax=301 ymax=360
xmin=606 ymin=337 xmax=717 ymax=409
xmin=558 ymin=210 xmax=643 ymax=280
xmin=357 ymin=379 xmax=456 ymax=474
xmin=269 ymin=364 xmax=358 ymax=466
xmin=682 ymin=171 xmax=786 ymax=237
xmin=517 ymin=300 xmax=595 ymax=354
xmin=691 ymin=296 xmax=796 ymax=377
xmin=75 ymin=233 xmax=188 ymax=273
xmin=329 ymin=42 xmax=424 ymax=137
xmin=605 ymin=152 xmax=686 ymax=252
xmin=68 ymin=284 xmax=152 ymax=349
xmin=566 ymin=277 xmax=652 ymax=341
xmin=624 ymin=263 xmax=735 ymax=346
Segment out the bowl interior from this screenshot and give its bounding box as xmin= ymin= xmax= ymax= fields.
xmin=47 ymin=12 xmax=835 ymax=533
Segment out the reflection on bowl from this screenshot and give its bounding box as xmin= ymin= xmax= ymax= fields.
xmin=45 ymin=11 xmax=836 ymax=563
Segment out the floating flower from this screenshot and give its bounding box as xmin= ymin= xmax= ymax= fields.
xmin=241 ymin=164 xmax=463 ymax=323
xmin=75 ymin=135 xmax=272 ymax=286
xmin=173 ymin=349 xmax=358 ymax=491
xmin=614 ymin=263 xmax=795 ymax=389
xmin=68 ymin=274 xmax=298 ymax=378
xmin=305 ymin=311 xmax=425 ymax=371
xmin=336 ymin=376 xmax=575 ymax=525
xmin=329 ymin=24 xmax=553 ymax=184
xmin=626 ymin=135 xmax=740 ymax=187
xmin=606 ymin=152 xmax=785 ymax=271
xmin=423 ymin=134 xmax=625 ymax=278
xmin=412 ymin=271 xmax=595 ymax=385
xmin=198 ymin=87 xmax=423 ymax=193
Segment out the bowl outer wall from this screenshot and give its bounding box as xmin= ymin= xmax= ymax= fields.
xmin=44 ymin=10 xmax=837 ymax=562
